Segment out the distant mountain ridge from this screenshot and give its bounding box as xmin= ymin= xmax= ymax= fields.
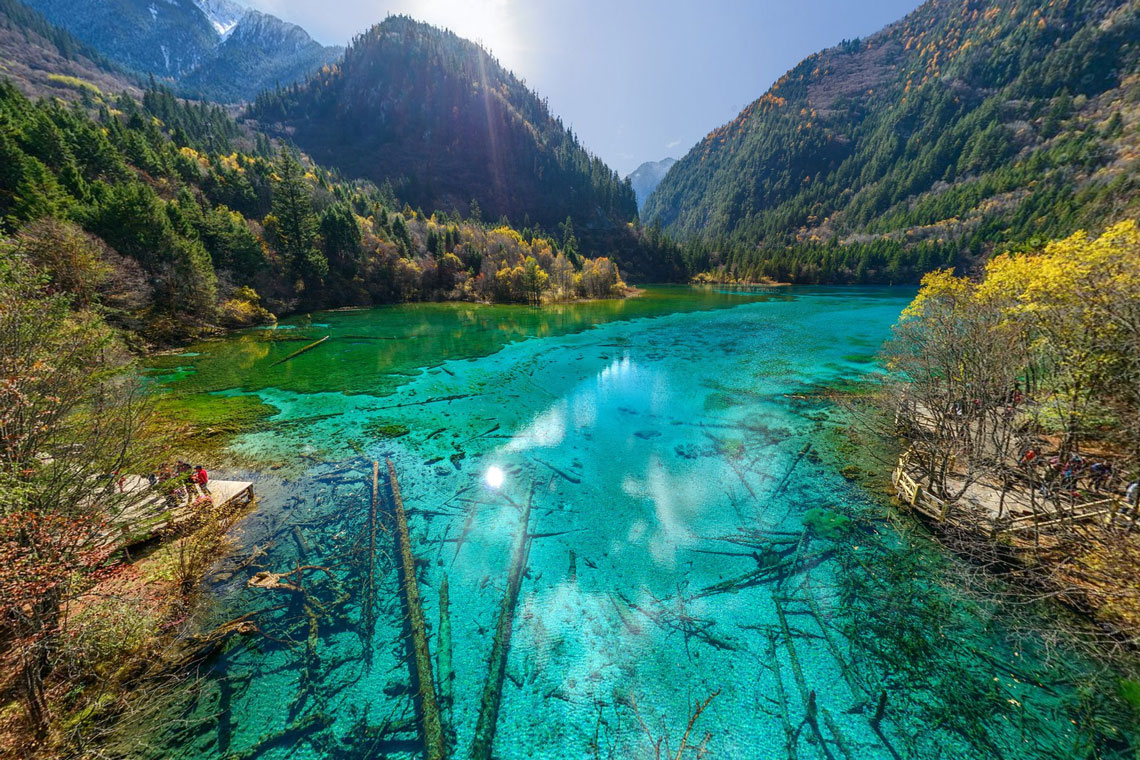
xmin=645 ymin=0 xmax=1140 ymax=283
xmin=194 ymin=0 xmax=243 ymax=36
xmin=16 ymin=0 xmax=341 ymax=101
xmin=249 ymin=16 xmax=638 ymax=235
xmin=627 ymin=158 xmax=676 ymax=210
xmin=179 ymin=9 xmax=343 ymax=102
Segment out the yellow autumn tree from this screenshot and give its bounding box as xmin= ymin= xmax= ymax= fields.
xmin=890 ymin=220 xmax=1140 ymax=502
xmin=981 ymin=221 xmax=1140 ymax=458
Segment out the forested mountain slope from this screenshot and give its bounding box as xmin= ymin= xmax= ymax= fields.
xmin=644 ymin=0 xmax=1140 ymax=283
xmin=0 ymin=0 xmax=137 ymax=99
xmin=19 ymin=0 xmax=219 ymax=77
xmin=248 ymin=16 xmax=638 ymax=237
xmin=180 ymin=10 xmax=341 ymax=103
xmin=16 ymin=0 xmax=341 ymax=102
xmin=0 ymin=78 xmax=633 ymax=343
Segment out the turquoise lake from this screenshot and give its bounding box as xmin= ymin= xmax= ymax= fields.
xmin=141 ymin=286 xmax=1138 ymax=759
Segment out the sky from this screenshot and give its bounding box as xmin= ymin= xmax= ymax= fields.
xmin=241 ymin=0 xmax=924 ymax=176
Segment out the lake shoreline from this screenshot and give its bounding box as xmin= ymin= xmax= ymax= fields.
xmin=832 ymin=379 xmax=1140 ymax=656
xmin=146 ymin=288 xmax=645 ymax=354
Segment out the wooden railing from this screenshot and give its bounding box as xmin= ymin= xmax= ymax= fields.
xmin=1001 ymin=498 xmax=1126 ymax=534
xmin=891 ymin=450 xmax=950 ymax=522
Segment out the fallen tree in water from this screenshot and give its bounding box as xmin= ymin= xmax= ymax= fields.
xmin=470 ymin=485 xmax=535 ymax=760
xmin=269 ymin=335 xmax=330 ymax=367
xmin=388 ymin=459 xmax=449 ymax=760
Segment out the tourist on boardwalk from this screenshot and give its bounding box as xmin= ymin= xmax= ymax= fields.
xmin=194 ymin=465 xmax=210 ymax=495
xmin=1089 ymin=461 xmax=1112 ymax=490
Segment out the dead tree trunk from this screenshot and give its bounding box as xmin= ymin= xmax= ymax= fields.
xmin=439 ymin=574 xmax=454 ymax=719
xmin=388 ymin=459 xmax=448 ymax=760
xmin=362 ymin=461 xmax=379 ymax=664
xmin=470 ymin=487 xmax=535 ymax=760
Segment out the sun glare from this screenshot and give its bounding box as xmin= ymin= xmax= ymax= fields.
xmin=403 ymin=0 xmax=520 ymax=68
xmin=484 ymin=465 xmax=506 ymax=489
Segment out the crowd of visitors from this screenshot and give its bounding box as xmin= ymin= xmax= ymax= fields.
xmin=149 ymin=461 xmax=211 ymax=508
xmin=1018 ymin=447 xmax=1136 ymax=506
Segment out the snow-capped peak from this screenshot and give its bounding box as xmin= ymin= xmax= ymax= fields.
xmin=194 ymin=0 xmax=245 ymax=37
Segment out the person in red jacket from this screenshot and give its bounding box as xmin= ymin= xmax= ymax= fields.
xmin=194 ymin=465 xmax=210 ymax=495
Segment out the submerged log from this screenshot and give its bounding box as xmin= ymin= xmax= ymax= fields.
xmin=388 ymin=459 xmax=448 ymax=760
xmin=530 ymin=455 xmax=582 ymax=484
xmin=803 ymin=593 xmax=862 ymax=701
xmin=766 ymin=631 xmax=799 ymax=760
xmin=224 ymin=710 xmax=335 ymax=760
xmin=269 ymin=335 xmax=330 ymax=367
xmin=778 ymin=528 xmax=810 ymax=591
xmin=376 ymin=394 xmax=474 ymax=410
xmin=172 ymin=606 xmax=289 ymax=666
xmin=439 ymin=574 xmax=454 ymax=711
xmin=775 ymin=599 xmax=809 ymax=703
xmin=871 ymin=692 xmax=887 ymax=729
xmin=247 ymin=566 xmax=333 ymax=593
xmin=696 ymin=549 xmax=833 ymax=598
xmin=609 ymin=593 xmax=644 ymax=636
xmin=248 ymin=571 xmax=300 ymax=592
xmin=362 ymin=461 xmax=380 ymax=664
xmin=821 ymin=707 xmax=857 ymax=760
xmin=461 ymin=423 xmax=501 ymax=444
xmin=451 ymin=503 xmax=478 ymax=565
xmin=772 ymin=443 xmax=813 ymax=497
xmin=621 ymin=589 xmax=735 ymax=655
xmin=470 ymin=487 xmax=535 ymax=760
xmin=292 ymin=526 xmax=310 ymax=558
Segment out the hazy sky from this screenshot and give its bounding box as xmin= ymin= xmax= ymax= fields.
xmin=241 ymin=0 xmax=923 ymax=176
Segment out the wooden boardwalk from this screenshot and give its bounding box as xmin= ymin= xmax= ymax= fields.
xmin=109 ymin=476 xmax=254 ymax=549
xmin=891 ymin=449 xmax=1128 ymax=536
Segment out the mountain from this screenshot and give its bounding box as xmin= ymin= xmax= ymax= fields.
xmin=627 ymin=158 xmax=676 ymax=210
xmin=0 ymin=0 xmax=137 ymax=99
xmin=193 ymin=0 xmax=242 ymax=37
xmin=644 ymin=0 xmax=1140 ymax=283
xmin=15 ymin=0 xmax=340 ymax=102
xmin=248 ymin=16 xmax=638 ymax=236
xmin=18 ymin=0 xmax=217 ymax=78
xmin=180 ymin=10 xmax=342 ymax=103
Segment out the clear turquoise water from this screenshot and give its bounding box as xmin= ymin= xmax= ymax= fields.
xmin=143 ymin=286 xmax=1137 ymax=759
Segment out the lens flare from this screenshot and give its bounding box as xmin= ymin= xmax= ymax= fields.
xmin=484 ymin=465 xmax=505 ymax=489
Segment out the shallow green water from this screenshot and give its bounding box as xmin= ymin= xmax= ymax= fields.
xmin=144 ymin=286 xmax=1137 ymax=759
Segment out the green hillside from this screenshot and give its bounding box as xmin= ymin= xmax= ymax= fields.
xmin=644 ymin=0 xmax=1140 ymax=283
xmin=248 ymin=17 xmax=638 ymax=240
xmin=0 ymin=80 xmax=631 ymax=343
